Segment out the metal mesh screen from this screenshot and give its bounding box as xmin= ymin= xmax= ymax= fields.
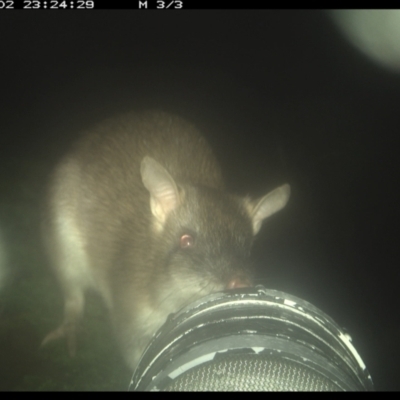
xmin=164 ymin=354 xmax=342 ymax=391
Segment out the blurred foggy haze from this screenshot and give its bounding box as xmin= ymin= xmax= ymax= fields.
xmin=0 ymin=9 xmax=399 ymax=391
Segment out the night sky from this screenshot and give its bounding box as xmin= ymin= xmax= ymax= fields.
xmin=0 ymin=9 xmax=399 ymax=391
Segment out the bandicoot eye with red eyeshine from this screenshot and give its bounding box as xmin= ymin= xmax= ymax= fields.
xmin=180 ymin=234 xmax=195 ymax=249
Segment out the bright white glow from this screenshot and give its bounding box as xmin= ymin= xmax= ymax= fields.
xmin=338 ymin=331 xmax=366 ymax=370
xmin=283 ymin=299 xmax=297 ymax=307
xmin=331 ymin=10 xmax=400 ymax=72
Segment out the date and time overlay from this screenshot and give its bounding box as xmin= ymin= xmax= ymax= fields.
xmin=0 ymin=1 xmax=189 ymax=9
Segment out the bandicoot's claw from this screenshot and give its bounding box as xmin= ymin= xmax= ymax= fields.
xmin=41 ymin=325 xmax=77 ymax=357
xmin=41 ymin=326 xmax=66 ymax=347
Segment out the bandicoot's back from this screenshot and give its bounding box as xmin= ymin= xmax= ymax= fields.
xmin=42 ymin=111 xmax=290 ymax=370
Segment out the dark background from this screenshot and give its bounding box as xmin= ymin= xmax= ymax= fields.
xmin=0 ymin=9 xmax=398 ymax=391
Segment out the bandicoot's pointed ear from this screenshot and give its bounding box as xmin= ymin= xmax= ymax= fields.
xmin=247 ymin=184 xmax=290 ymax=235
xmin=141 ymin=157 xmax=180 ymax=229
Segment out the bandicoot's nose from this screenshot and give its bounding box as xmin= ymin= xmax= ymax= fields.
xmin=226 ymin=277 xmax=251 ymax=290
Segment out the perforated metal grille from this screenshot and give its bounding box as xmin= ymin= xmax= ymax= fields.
xmin=164 ymin=354 xmax=342 ymax=391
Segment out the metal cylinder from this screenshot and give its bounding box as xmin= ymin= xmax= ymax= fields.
xmin=129 ymin=286 xmax=373 ymax=391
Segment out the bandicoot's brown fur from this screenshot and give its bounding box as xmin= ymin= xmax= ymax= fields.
xmin=41 ymin=111 xmax=290 ymax=370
